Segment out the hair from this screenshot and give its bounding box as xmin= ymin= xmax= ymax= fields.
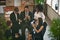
xmin=38 ymin=18 xmax=43 ymax=26
xmin=24 ymin=5 xmax=29 ymax=8
xmin=14 ymin=7 xmax=19 ymax=12
xmin=33 ymin=19 xmax=37 ymax=24
xmin=36 ymin=4 xmax=43 ymax=12
xmin=6 ymin=21 xmax=12 ymax=26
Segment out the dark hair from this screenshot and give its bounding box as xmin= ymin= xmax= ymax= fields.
xmin=33 ymin=19 xmax=37 ymax=24
xmin=14 ymin=7 xmax=19 ymax=12
xmin=36 ymin=4 xmax=43 ymax=12
xmin=6 ymin=21 xmax=12 ymax=26
xmin=24 ymin=5 xmax=29 ymax=8
xmin=38 ymin=18 xmax=43 ymax=26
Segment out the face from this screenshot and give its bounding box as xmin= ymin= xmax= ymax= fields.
xmin=35 ymin=19 xmax=39 ymax=25
xmin=25 ymin=8 xmax=29 ymax=12
xmin=9 ymin=23 xmax=12 ymax=28
xmin=14 ymin=11 xmax=19 ymax=14
xmin=36 ymin=8 xmax=39 ymax=12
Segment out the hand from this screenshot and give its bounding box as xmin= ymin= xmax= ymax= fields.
xmin=28 ymin=16 xmax=30 ymax=20
xmin=19 ymin=19 xmax=22 ymax=22
xmin=34 ymin=28 xmax=39 ymax=33
xmin=24 ymin=15 xmax=28 ymax=20
xmin=36 ymin=31 xmax=39 ymax=33
xmin=15 ymin=33 xmax=19 ymax=38
xmin=32 ymin=24 xmax=36 ymax=28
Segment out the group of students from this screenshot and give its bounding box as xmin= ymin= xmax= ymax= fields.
xmin=5 ymin=4 xmax=47 ymax=40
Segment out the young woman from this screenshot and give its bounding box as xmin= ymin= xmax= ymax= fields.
xmin=34 ymin=4 xmax=45 ymax=22
xmin=32 ymin=18 xmax=44 ymax=40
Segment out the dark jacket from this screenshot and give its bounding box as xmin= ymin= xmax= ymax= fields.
xmin=10 ymin=12 xmax=20 ymax=33
xmin=10 ymin=12 xmax=19 ymax=25
xmin=19 ymin=11 xmax=33 ymax=35
xmin=20 ymin=11 xmax=33 ymax=23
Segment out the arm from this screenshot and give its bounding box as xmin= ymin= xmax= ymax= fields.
xmin=28 ymin=12 xmax=33 ymax=22
xmin=36 ymin=26 xmax=44 ymax=33
xmin=10 ymin=13 xmax=16 ymax=23
xmin=32 ymin=23 xmax=38 ymax=32
xmin=20 ymin=12 xmax=25 ymax=21
xmin=32 ymin=23 xmax=44 ymax=33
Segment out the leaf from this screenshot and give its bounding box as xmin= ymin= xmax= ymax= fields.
xmin=49 ymin=19 xmax=60 ymax=40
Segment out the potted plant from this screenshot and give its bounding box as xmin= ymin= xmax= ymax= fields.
xmin=0 ymin=17 xmax=12 ymax=40
xmin=49 ymin=19 xmax=60 ymax=40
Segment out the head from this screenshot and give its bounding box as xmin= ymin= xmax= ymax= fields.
xmin=35 ymin=4 xmax=43 ymax=12
xmin=24 ymin=6 xmax=29 ymax=12
xmin=38 ymin=18 xmax=43 ymax=26
xmin=6 ymin=21 xmax=12 ymax=28
xmin=14 ymin=7 xmax=19 ymax=14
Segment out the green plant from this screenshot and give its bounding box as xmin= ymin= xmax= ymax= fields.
xmin=0 ymin=17 xmax=12 ymax=40
xmin=35 ymin=0 xmax=44 ymax=4
xmin=49 ymin=19 xmax=60 ymax=40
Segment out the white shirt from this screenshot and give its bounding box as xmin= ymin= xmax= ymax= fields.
xmin=15 ymin=13 xmax=17 ymax=20
xmin=34 ymin=12 xmax=45 ymax=22
xmin=25 ymin=11 xmax=29 ymax=16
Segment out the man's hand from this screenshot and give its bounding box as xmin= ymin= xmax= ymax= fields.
xmin=15 ymin=33 xmax=20 ymax=38
xmin=24 ymin=15 xmax=28 ymax=20
xmin=24 ymin=15 xmax=30 ymax=21
xmin=28 ymin=16 xmax=30 ymax=20
xmin=19 ymin=19 xmax=22 ymax=24
xmin=19 ymin=19 xmax=22 ymax=22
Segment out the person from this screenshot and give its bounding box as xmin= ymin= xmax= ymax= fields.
xmin=31 ymin=4 xmax=47 ymax=37
xmin=10 ymin=7 xmax=21 ymax=40
xmin=10 ymin=7 xmax=20 ymax=33
xmin=20 ymin=6 xmax=33 ymax=24
xmin=42 ymin=22 xmax=47 ymax=36
xmin=34 ymin=4 xmax=45 ymax=22
xmin=5 ymin=21 xmax=12 ymax=40
xmin=20 ymin=6 xmax=33 ymax=40
xmin=32 ymin=18 xmax=44 ymax=40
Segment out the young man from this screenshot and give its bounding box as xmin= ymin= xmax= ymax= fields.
xmin=20 ymin=6 xmax=33 ymax=40
xmin=10 ymin=7 xmax=21 ymax=40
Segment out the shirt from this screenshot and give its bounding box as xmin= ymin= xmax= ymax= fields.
xmin=34 ymin=12 xmax=45 ymax=22
xmin=15 ymin=13 xmax=17 ymax=21
xmin=25 ymin=11 xmax=29 ymax=16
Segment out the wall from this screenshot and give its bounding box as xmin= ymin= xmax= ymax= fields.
xmin=14 ymin=0 xmax=21 ymax=6
xmin=6 ymin=0 xmax=14 ymax=6
xmin=0 ymin=0 xmax=21 ymax=13
xmin=59 ymin=0 xmax=60 ymax=15
xmin=0 ymin=5 xmax=6 ymax=13
xmin=47 ymin=5 xmax=60 ymax=20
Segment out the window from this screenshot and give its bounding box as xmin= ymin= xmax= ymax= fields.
xmin=46 ymin=0 xmax=60 ymax=15
xmin=59 ymin=0 xmax=60 ymax=15
xmin=52 ymin=0 xmax=58 ymax=12
xmin=14 ymin=0 xmax=21 ymax=6
xmin=0 ymin=0 xmax=6 ymax=5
